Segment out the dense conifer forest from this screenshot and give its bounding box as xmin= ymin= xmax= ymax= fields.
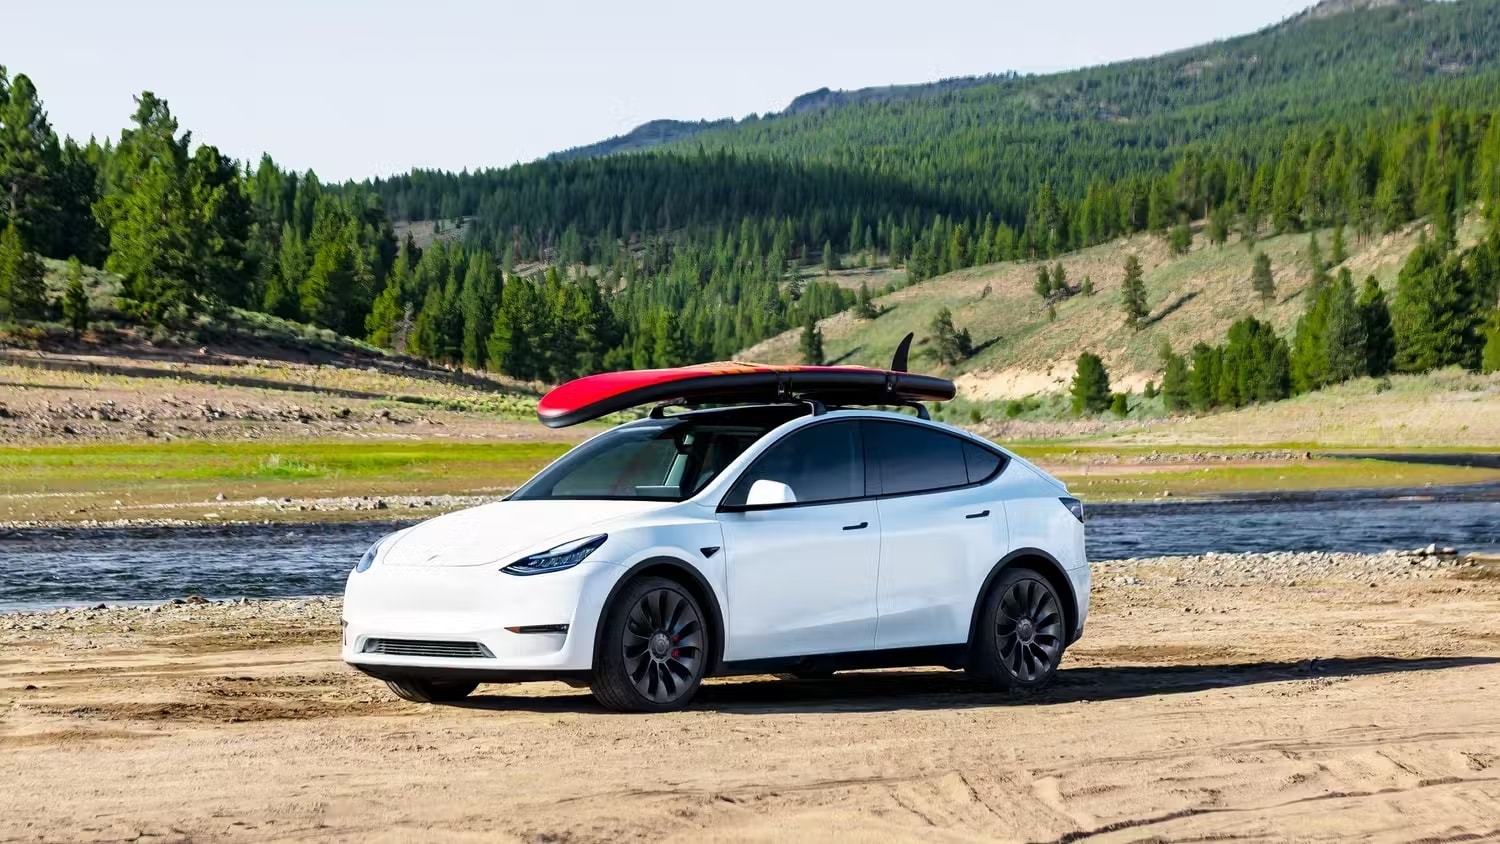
xmin=2 ymin=0 xmax=1499 ymax=406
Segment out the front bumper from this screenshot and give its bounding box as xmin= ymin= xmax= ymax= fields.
xmin=341 ymin=560 xmax=623 ymax=674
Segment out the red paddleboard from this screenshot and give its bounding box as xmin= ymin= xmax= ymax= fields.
xmin=537 ymin=334 xmax=955 ymax=428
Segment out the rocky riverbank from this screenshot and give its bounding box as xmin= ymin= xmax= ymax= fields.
xmin=4 ymin=551 xmax=1489 ymax=627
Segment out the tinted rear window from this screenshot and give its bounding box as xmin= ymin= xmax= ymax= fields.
xmin=869 ymin=421 xmax=969 ymax=496
xmin=963 ymin=442 xmax=1005 ymax=484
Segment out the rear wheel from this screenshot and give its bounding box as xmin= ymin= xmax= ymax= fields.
xmin=385 ymin=678 xmax=479 ymax=703
xmin=968 ymin=567 xmax=1067 ymax=690
xmin=591 ymin=577 xmax=709 ymax=712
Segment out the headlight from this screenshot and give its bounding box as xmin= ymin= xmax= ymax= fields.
xmin=501 ymin=534 xmax=607 ymax=576
xmin=354 ymin=533 xmax=396 ymax=573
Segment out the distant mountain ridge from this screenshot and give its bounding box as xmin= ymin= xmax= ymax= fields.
xmin=547 ymin=0 xmax=1469 ymax=165
xmin=549 ymin=118 xmax=733 ymax=161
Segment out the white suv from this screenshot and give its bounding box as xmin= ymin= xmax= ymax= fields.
xmin=342 ymin=404 xmax=1089 ymax=712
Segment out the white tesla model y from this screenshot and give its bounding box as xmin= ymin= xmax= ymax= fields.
xmin=343 ymin=343 xmax=1089 ymax=712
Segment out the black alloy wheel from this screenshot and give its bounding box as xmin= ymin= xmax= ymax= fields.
xmin=969 ymin=567 xmax=1066 ymax=690
xmin=592 ymin=577 xmax=709 ymax=712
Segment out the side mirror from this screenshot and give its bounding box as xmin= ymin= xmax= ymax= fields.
xmin=745 ymin=479 xmax=797 ymax=507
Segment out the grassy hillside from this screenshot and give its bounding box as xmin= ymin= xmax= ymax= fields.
xmin=743 ymin=218 xmax=1491 ymax=398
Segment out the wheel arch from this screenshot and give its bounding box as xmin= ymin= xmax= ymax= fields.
xmin=967 ymin=548 xmax=1080 ymax=649
xmin=594 ymin=557 xmax=727 ymax=675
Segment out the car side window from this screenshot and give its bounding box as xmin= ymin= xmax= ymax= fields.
xmin=723 ymin=421 xmax=864 ymax=508
xmin=962 ymin=441 xmax=1006 ymax=484
xmin=869 ymin=421 xmax=971 ymax=496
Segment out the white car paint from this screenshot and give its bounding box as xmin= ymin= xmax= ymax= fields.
xmin=342 ymin=407 xmax=1090 ymax=701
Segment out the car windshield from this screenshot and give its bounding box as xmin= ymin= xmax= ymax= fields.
xmin=510 ymin=411 xmax=790 ymax=502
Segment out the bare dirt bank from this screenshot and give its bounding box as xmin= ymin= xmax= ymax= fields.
xmin=2 ymin=554 xmax=1499 ymax=842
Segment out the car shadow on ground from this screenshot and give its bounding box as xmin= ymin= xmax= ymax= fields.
xmin=449 ymin=655 xmax=1497 ymax=715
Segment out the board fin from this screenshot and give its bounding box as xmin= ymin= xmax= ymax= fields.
xmin=891 ymin=332 xmax=914 ymax=373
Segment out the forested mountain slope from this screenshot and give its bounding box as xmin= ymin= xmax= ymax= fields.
xmin=644 ymin=0 xmax=1500 ymax=220
xmin=377 ymin=0 xmax=1500 ymax=236
xmin=2 ymin=0 xmax=1498 ymax=404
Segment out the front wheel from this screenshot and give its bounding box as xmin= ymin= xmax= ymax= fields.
xmin=591 ymin=577 xmax=709 ymax=712
xmin=968 ymin=567 xmax=1067 ymax=690
xmin=385 ymin=677 xmax=478 ymax=703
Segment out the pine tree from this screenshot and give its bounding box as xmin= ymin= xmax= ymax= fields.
xmin=1147 ymin=178 xmax=1173 ymax=234
xmin=61 ymin=256 xmax=88 ymax=337
xmin=1208 ymin=204 xmax=1231 ymax=246
xmin=1484 ymin=310 xmax=1500 ymax=374
xmin=1169 ymin=220 xmax=1192 ymax=255
xmin=0 ymin=220 xmax=44 ymax=320
xmin=1252 ymin=251 xmax=1275 ymax=303
xmin=299 ymin=223 xmax=355 ymax=333
xmin=1358 ymin=276 xmax=1396 ymax=377
xmin=1034 ymin=264 xmax=1051 ymax=299
xmin=799 ymin=315 xmax=824 ymax=365
xmin=1291 ymin=284 xmax=1332 ymax=392
xmin=1121 ymin=255 xmax=1148 ymax=329
xmin=0 ymin=72 xmax=62 ymax=254
xmin=1188 ymin=342 xmax=1222 ymax=411
xmin=854 ymin=280 xmax=877 ymax=319
xmin=188 ymin=144 xmax=253 ymax=307
xmin=266 ymin=223 xmax=306 ymax=319
xmin=487 ymin=276 xmax=538 ymax=379
xmin=459 ymin=252 xmax=497 ymax=370
xmin=930 ymin=307 xmax=971 ymax=365
xmin=1080 ymin=275 xmax=1095 ymax=297
xmin=1070 ymin=352 xmax=1112 ymax=415
xmin=1161 ymin=352 xmax=1190 ymax=412
xmin=1330 ymin=223 xmax=1348 ymax=265
xmin=1392 ymin=236 xmax=1482 ymax=372
xmin=821 ymin=240 xmax=839 ymax=275
xmin=1110 ymin=393 xmax=1129 ymax=417
xmin=1322 ymin=270 xmax=1367 ymax=385
xmin=1223 ymin=317 xmax=1290 ymax=405
xmin=1307 ymin=231 xmax=1330 ymax=300
xmin=1050 ymin=262 xmax=1068 ymax=296
xmin=96 ymin=93 xmax=200 ymax=326
xmin=365 ymin=272 xmax=405 ymax=349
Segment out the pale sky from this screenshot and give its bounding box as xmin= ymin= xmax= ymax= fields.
xmin=3 ymin=0 xmax=1313 ymax=181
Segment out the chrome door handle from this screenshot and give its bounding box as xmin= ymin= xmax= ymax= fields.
xmin=842 ymin=521 xmax=869 ymax=531
xmin=965 ymin=509 xmax=990 ymax=519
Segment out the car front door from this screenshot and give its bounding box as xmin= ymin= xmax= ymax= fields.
xmin=716 ymin=420 xmax=880 ymax=662
xmin=867 ymin=420 xmax=1011 ymax=649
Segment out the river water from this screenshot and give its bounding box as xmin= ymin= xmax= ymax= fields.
xmin=2 ymin=495 xmax=1498 ymax=612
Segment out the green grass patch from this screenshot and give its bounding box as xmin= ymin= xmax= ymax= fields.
xmin=0 ymin=440 xmax=571 ymax=488
xmin=1058 ymin=458 xmax=1500 ymax=501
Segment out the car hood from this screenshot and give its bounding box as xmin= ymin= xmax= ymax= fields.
xmin=379 ymin=499 xmax=673 ymax=568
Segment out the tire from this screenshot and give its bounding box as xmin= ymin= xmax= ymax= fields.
xmin=385 ymin=678 xmax=479 ymax=703
xmin=591 ymin=576 xmax=709 ymax=712
xmin=968 ymin=567 xmax=1067 ymax=691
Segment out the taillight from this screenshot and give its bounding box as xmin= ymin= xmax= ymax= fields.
xmin=1060 ymin=497 xmax=1084 ymax=522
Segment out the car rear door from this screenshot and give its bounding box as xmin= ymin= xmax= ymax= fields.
xmin=716 ymin=420 xmax=880 ymax=661
xmin=867 ymin=420 xmax=1011 ymax=649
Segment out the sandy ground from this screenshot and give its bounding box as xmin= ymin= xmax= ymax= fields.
xmin=2 ymin=555 xmax=1499 ymax=843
